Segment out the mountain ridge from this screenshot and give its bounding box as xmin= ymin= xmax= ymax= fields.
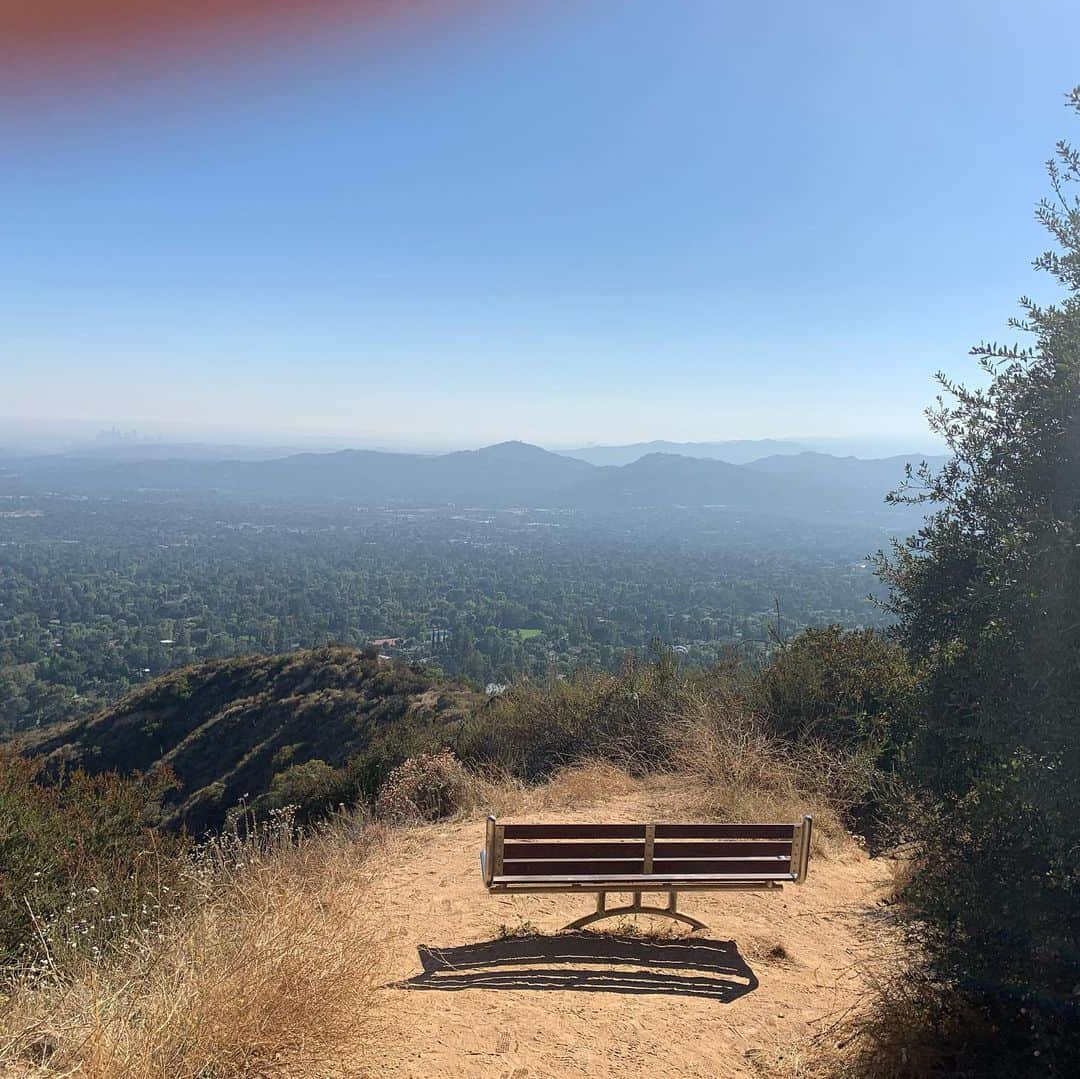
xmin=1 ymin=440 xmax=946 ymax=522
xmin=561 ymin=438 xmax=810 ymax=466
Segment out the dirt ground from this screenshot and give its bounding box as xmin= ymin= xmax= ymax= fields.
xmin=363 ymin=777 xmax=896 ymax=1079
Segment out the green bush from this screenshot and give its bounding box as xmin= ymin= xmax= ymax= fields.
xmin=755 ymin=626 xmax=917 ymax=755
xmin=754 ymin=627 xmax=918 ymax=846
xmin=454 ymin=646 xmax=684 ymax=779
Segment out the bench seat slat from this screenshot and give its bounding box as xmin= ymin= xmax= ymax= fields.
xmin=492 ymin=872 xmax=797 ymax=885
xmin=653 ymin=858 xmax=791 ymax=874
xmin=502 ymin=859 xmax=644 ymax=876
xmin=502 ymin=857 xmax=790 ymax=877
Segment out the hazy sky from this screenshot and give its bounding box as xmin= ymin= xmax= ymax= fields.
xmin=3 ymin=0 xmax=1079 ymax=449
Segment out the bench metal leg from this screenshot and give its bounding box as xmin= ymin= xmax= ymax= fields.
xmin=562 ymin=891 xmax=708 ymax=933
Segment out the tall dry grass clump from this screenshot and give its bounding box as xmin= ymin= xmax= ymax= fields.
xmin=664 ymin=684 xmax=873 ymax=855
xmin=375 ymin=749 xmax=474 ymax=823
xmin=1 ymin=810 xmax=386 ymax=1078
xmin=453 ymin=646 xmax=880 ymax=852
xmin=522 ymin=759 xmax=641 ymax=812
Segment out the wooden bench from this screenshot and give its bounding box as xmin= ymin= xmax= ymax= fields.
xmin=481 ymin=815 xmax=812 ymax=931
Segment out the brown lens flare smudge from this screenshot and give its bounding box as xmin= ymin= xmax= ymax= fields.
xmin=1 ymin=1 xmax=486 ymax=91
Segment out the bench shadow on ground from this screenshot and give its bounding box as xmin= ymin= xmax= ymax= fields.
xmin=392 ymin=932 xmax=758 ymax=1001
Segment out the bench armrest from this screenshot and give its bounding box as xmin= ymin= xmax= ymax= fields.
xmin=482 ymin=815 xmax=497 ymax=887
xmin=793 ymin=815 xmax=813 ymax=883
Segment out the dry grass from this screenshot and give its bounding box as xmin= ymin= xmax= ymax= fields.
xmin=746 ymin=938 xmax=966 ymax=1079
xmin=663 ymin=689 xmax=862 ymax=857
xmin=450 ymin=693 xmax=857 ymax=862
xmin=374 ymin=756 xmax=642 ymax=825
xmin=383 ymin=758 xmax=641 ymax=824
xmin=0 ymin=813 xmax=387 ymax=1078
xmin=520 ymin=759 xmax=641 ymax=812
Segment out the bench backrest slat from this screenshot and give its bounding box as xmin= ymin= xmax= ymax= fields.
xmin=653 ymin=840 xmax=793 ymax=858
xmin=503 ymin=841 xmax=645 ymax=860
xmin=501 ymin=840 xmax=795 ymax=860
xmin=654 ymin=823 xmax=796 ymax=839
xmin=502 ymin=823 xmax=646 ymax=839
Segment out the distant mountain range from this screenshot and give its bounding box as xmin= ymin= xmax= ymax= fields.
xmin=0 ymin=440 xmax=946 ymax=524
xmin=561 ymin=439 xmax=810 ymax=466
xmin=560 ymin=437 xmax=942 ymax=467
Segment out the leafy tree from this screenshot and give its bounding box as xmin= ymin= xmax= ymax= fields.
xmin=879 ymin=88 xmax=1080 ymax=1072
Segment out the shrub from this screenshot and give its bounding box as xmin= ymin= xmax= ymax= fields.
xmin=374 ymin=750 xmax=472 ymax=823
xmin=873 ymin=89 xmax=1080 ymax=1072
xmin=754 ymin=627 xmax=918 ymax=846
xmin=454 ymin=647 xmax=684 ymax=778
xmin=451 ymin=645 xmax=877 ymax=846
xmin=259 ymin=758 xmax=340 ymax=819
xmin=755 ymin=627 xmax=917 ymax=758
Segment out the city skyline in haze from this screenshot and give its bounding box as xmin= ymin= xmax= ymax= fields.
xmin=4 ymin=0 xmax=1079 ymax=447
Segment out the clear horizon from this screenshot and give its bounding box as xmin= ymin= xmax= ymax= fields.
xmin=4 ymin=0 xmax=1078 ymax=446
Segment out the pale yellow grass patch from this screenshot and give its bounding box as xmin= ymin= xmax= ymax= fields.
xmin=1 ymin=818 xmax=387 ymax=1079
xmin=664 ymin=693 xmax=860 ymax=858
xmin=447 ymin=759 xmax=640 ymax=821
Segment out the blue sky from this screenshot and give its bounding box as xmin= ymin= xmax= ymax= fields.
xmin=3 ymin=0 xmax=1079 ymax=450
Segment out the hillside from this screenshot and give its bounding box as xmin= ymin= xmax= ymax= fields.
xmin=0 ymin=441 xmax=592 ymax=506
xmin=570 ymin=452 xmax=794 ymax=510
xmin=26 ymin=647 xmax=479 ymax=835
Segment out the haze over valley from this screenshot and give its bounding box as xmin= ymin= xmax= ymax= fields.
xmin=0 ymin=432 xmax=933 ymax=734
